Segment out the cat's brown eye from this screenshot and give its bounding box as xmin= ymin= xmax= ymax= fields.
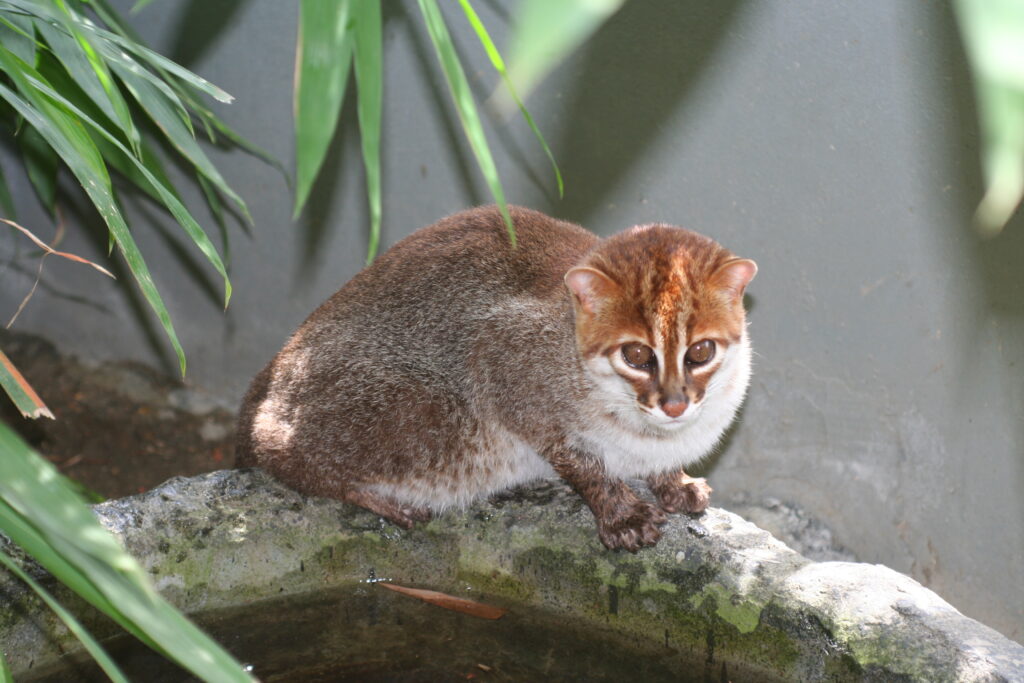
xmin=685 ymin=340 xmax=716 ymax=366
xmin=621 ymin=343 xmax=655 ymax=370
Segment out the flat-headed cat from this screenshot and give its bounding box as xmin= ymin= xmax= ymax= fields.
xmin=236 ymin=206 xmax=756 ymax=552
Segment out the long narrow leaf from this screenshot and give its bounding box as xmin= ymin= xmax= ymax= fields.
xmin=0 ymin=646 xmax=10 ymax=683
xmin=89 ymin=0 xmax=288 ymax=187
xmin=0 ymin=500 xmax=148 ymax=646
xmin=0 ymin=12 xmax=36 ymax=66
xmin=457 ymin=0 xmax=563 ymax=198
xmin=0 ymin=424 xmax=254 ymax=682
xmin=293 ymin=0 xmax=354 ymax=218
xmin=352 ymin=0 xmax=382 ymax=262
xmin=0 ymin=550 xmax=129 ymax=683
xmin=111 ymin=60 xmax=251 ymax=224
xmin=198 ymin=172 xmax=231 ymax=264
xmin=506 ymin=0 xmax=627 ymax=100
xmin=0 ymin=0 xmax=232 ymax=103
xmin=87 ymin=36 xmax=196 ymax=138
xmin=22 ymin=66 xmax=232 ymax=307
xmin=0 ymin=347 xmax=53 ymax=419
xmin=34 ymin=12 xmax=141 ymax=156
xmin=0 ymin=50 xmax=187 ymax=375
xmin=417 ymin=0 xmax=515 ymax=244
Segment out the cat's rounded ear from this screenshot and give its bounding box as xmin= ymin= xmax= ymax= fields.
xmin=565 ymin=266 xmax=619 ymax=315
xmin=711 ymin=258 xmax=757 ymax=301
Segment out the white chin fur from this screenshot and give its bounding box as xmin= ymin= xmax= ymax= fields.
xmin=576 ymin=332 xmax=752 ymax=479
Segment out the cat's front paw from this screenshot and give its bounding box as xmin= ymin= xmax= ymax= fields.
xmin=652 ymin=475 xmax=712 ymax=514
xmin=595 ymin=501 xmax=668 ymax=553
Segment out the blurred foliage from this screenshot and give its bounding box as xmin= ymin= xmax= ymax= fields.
xmin=0 ymin=422 xmax=253 ymax=681
xmin=954 ymin=0 xmax=1024 ymax=235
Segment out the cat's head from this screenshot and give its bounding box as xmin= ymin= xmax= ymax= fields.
xmin=565 ymin=224 xmax=756 ymax=432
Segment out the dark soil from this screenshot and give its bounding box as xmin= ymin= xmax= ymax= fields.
xmin=1 ymin=330 xmax=236 ymax=500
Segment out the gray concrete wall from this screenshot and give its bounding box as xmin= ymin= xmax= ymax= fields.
xmin=0 ymin=1 xmax=1020 ymax=640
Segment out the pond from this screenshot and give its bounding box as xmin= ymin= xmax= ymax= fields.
xmin=24 ymin=585 xmax=784 ymax=682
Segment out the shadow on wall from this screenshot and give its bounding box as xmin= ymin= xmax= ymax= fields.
xmin=551 ymin=0 xmax=748 ymax=229
xmin=167 ymin=0 xmax=249 ymax=68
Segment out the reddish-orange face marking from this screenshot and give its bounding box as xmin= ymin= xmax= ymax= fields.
xmin=568 ymin=223 xmax=754 ymax=418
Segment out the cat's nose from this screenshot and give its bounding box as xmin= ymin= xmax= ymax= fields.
xmin=661 ymin=399 xmax=688 ymax=418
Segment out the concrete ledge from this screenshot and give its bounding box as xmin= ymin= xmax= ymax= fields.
xmin=2 ymin=469 xmax=1022 ymax=681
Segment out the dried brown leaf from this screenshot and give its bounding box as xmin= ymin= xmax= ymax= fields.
xmin=0 ymin=347 xmax=54 ymax=419
xmin=2 ymin=218 xmax=115 ymax=278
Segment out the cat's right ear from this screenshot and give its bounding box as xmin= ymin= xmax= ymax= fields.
xmin=565 ymin=267 xmax=619 ymax=315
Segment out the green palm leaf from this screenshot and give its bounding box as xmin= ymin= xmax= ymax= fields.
xmin=0 ymin=158 xmax=15 ymax=217
xmin=457 ymin=0 xmax=563 ymax=198
xmin=0 ymin=11 xmax=35 ymax=66
xmin=294 ymin=0 xmax=354 ymax=218
xmin=0 ymin=48 xmax=187 ymax=374
xmin=25 ymin=62 xmax=232 ymax=308
xmin=113 ymin=62 xmax=251 ymax=224
xmin=34 ymin=6 xmax=141 ymax=156
xmin=417 ymin=0 xmax=514 ymax=244
xmin=352 ymin=0 xmax=382 ymax=262
xmin=16 ymin=122 xmax=58 ymax=213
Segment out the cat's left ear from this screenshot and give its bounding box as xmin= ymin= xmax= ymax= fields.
xmin=710 ymin=258 xmax=758 ymax=301
xmin=565 ymin=266 xmax=619 ymax=315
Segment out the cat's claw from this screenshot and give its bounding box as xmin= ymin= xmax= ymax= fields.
xmin=654 ymin=476 xmax=712 ymax=514
xmin=596 ymin=501 xmax=668 ymax=553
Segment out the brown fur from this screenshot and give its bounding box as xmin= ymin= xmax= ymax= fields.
xmin=236 ymin=206 xmax=755 ymax=552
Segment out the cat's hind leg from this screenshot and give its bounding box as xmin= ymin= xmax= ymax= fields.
xmin=342 ymin=488 xmax=433 ymax=529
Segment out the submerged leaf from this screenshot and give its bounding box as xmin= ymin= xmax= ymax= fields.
xmin=379 ymin=583 xmax=509 ymax=620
